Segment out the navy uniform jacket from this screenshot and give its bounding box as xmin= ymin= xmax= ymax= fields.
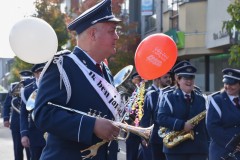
xmin=34 ymin=47 xmax=117 ymax=160
xmin=3 ymin=93 xmax=21 ymax=132
xmin=140 ymin=88 xmax=161 ymax=144
xmin=157 ymin=88 xmax=208 ymax=154
xmin=20 ymin=80 xmax=46 ymax=147
xmin=206 ymin=91 xmax=240 ymax=159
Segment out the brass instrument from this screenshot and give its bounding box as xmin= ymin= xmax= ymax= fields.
xmin=11 ymin=97 xmax=21 ymax=113
xmin=81 ymin=123 xmax=153 ymax=159
xmin=158 ymin=127 xmax=167 ymax=138
xmin=162 ymin=110 xmax=206 ymax=148
xmin=10 ymin=81 xmax=24 ymax=97
xmin=114 ymin=65 xmax=136 ymax=97
xmin=221 ymin=133 xmax=240 ymax=160
xmin=46 ymin=102 xmax=153 ymax=159
xmin=10 ymin=82 xmax=24 ymax=113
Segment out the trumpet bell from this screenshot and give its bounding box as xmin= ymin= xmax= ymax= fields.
xmin=26 ymin=89 xmax=38 ymax=111
xmin=114 ymin=65 xmax=135 ymax=96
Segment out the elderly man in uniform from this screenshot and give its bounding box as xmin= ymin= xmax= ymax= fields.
xmin=20 ymin=63 xmax=46 ymax=160
xmin=3 ymin=71 xmax=32 ymax=160
xmin=34 ymin=0 xmax=123 ymax=159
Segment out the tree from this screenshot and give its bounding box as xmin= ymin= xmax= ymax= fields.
xmin=65 ymin=0 xmax=140 ymax=75
xmin=33 ymin=0 xmax=69 ymax=51
xmin=223 ymin=0 xmax=240 ymax=66
xmin=8 ymin=0 xmax=70 ymax=83
xmin=8 ymin=57 xmax=33 ymax=83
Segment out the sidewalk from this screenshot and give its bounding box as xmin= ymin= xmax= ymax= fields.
xmin=0 ymin=117 xmax=14 ymax=160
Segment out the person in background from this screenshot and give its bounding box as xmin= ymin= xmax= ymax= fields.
xmin=157 ymin=64 xmax=208 ymax=160
xmin=33 ymin=0 xmax=122 ymax=159
xmin=140 ymin=72 xmax=172 ymax=160
xmin=3 ymin=71 xmax=32 ymax=160
xmin=20 ymin=63 xmax=46 ymax=160
xmin=206 ymin=68 xmax=240 ymax=159
xmin=125 ymin=72 xmax=144 ymax=160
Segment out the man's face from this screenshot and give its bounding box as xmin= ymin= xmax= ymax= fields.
xmin=132 ymin=76 xmax=142 ymax=85
xmin=93 ymin=22 xmax=119 ymax=59
xmin=159 ymin=73 xmax=171 ymax=87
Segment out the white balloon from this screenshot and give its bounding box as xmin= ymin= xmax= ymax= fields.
xmin=9 ymin=17 xmax=58 ymax=64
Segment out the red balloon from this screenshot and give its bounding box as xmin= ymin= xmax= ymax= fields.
xmin=135 ymin=33 xmax=177 ymax=80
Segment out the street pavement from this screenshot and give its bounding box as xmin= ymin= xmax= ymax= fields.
xmin=0 ymin=117 xmax=126 ymax=160
xmin=0 ymin=117 xmax=16 ymax=160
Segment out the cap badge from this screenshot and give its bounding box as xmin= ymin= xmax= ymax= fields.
xmin=228 ymin=72 xmax=233 ymax=76
xmin=186 ymin=68 xmax=192 ymax=72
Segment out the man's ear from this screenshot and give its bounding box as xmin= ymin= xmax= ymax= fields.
xmin=88 ymin=27 xmax=97 ymax=41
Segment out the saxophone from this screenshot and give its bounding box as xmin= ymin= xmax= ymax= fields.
xmin=162 ymin=110 xmax=206 ymax=148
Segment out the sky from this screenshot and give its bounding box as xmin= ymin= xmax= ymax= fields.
xmin=0 ymin=0 xmax=36 ymax=58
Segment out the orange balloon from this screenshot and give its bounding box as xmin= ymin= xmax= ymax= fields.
xmin=135 ymin=33 xmax=177 ymax=80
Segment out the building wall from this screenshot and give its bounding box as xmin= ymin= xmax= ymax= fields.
xmin=0 ymin=58 xmax=13 ymax=89
xmin=206 ymin=0 xmax=231 ymax=48
xmin=136 ymin=0 xmax=240 ymax=92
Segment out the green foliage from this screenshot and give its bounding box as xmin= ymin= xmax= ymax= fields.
xmin=33 ymin=0 xmax=69 ymax=51
xmin=108 ymin=22 xmax=141 ymax=75
xmin=9 ymin=57 xmax=33 ymax=83
xmin=8 ymin=0 xmax=70 ymax=85
xmin=223 ymin=0 xmax=240 ymax=66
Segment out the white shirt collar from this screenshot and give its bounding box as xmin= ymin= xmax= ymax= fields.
xmin=76 ymin=46 xmax=97 ymax=65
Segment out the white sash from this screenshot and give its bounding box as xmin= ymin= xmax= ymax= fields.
xmin=67 ymin=54 xmax=124 ymax=121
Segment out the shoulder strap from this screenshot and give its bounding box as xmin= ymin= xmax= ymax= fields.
xmin=208 ymin=91 xmax=221 ymax=117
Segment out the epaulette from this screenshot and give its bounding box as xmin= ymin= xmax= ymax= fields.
xmin=194 ymin=85 xmax=202 ymax=95
xmin=10 ymin=82 xmax=19 ymax=92
xmin=54 ymin=49 xmax=71 ymax=57
xmin=22 ymin=78 xmax=35 ymax=87
xmin=145 ymin=89 xmax=156 ymax=97
xmin=207 ymin=91 xmax=222 ymax=117
xmin=161 ymin=86 xmax=174 ymax=95
xmin=161 ymin=86 xmax=171 ymax=92
xmin=164 ymin=88 xmax=174 ymax=95
xmin=209 ymin=91 xmax=221 ymax=98
xmin=24 ymin=80 xmax=35 ymax=89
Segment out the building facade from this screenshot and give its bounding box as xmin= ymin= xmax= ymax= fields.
xmin=131 ymin=0 xmax=238 ymax=92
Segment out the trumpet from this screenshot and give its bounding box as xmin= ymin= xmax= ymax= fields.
xmin=162 ymin=110 xmax=206 ymax=148
xmin=47 ymin=102 xmax=153 ymax=159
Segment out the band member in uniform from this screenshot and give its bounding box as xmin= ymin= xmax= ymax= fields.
xmin=206 ymin=68 xmax=240 ymax=160
xmin=20 ymin=63 xmax=46 ymax=160
xmin=125 ymin=72 xmax=145 ymax=160
xmin=3 ymin=71 xmax=32 ymax=160
xmin=33 ymin=0 xmax=122 ymax=159
xmin=157 ymin=64 xmax=208 ymax=160
xmin=171 ymin=60 xmax=202 ymax=94
xmin=141 ymin=72 xmax=172 ymax=160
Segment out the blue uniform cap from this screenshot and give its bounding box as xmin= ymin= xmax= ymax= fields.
xmin=222 ymin=68 xmax=240 ymax=85
xmin=171 ymin=60 xmax=191 ymax=73
xmin=31 ymin=63 xmax=45 ymax=73
xmin=131 ymin=72 xmax=140 ymax=80
xmin=174 ymin=65 xmax=197 ymax=79
xmin=68 ymin=0 xmax=121 ymax=34
xmin=19 ymin=70 xmax=33 ymax=77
